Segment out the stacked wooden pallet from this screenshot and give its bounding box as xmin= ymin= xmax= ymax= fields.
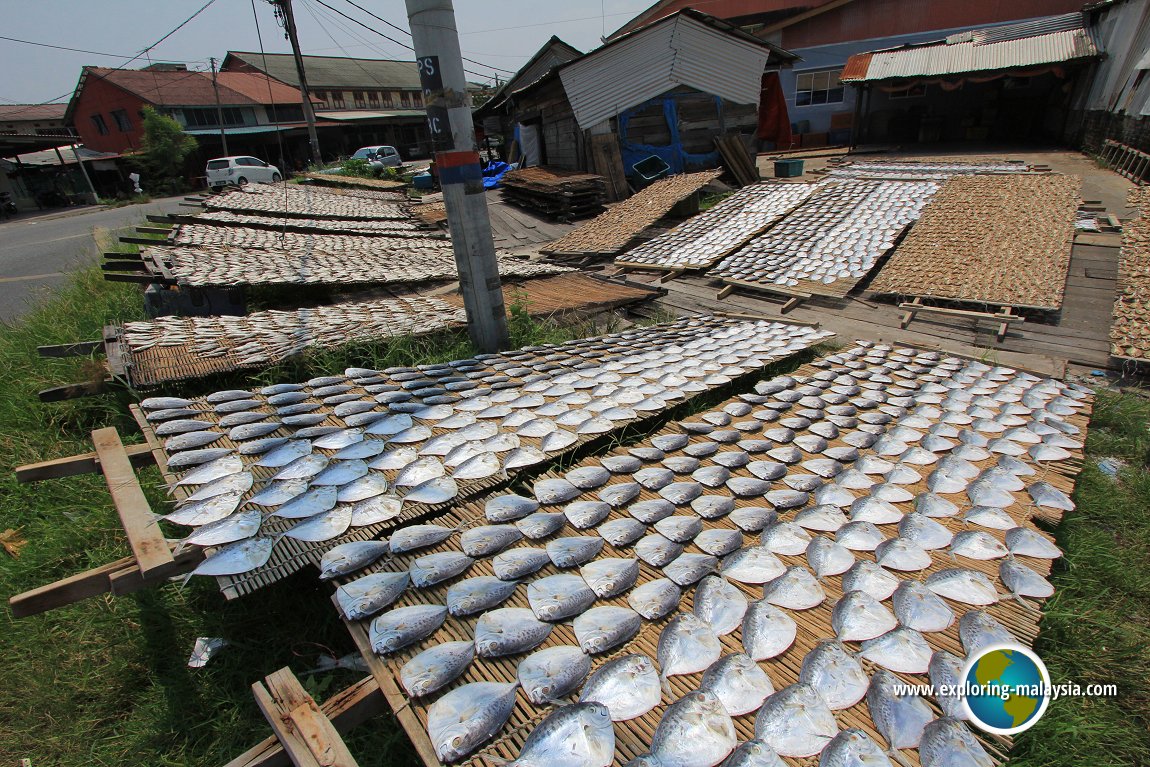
xmin=501 ymin=167 xmax=608 ymax=221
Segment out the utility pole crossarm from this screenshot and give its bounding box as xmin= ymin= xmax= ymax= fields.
xmin=406 ymin=0 xmax=509 ymax=353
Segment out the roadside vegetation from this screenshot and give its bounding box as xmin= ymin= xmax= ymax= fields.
xmin=1 ymin=241 xmax=1148 ymax=766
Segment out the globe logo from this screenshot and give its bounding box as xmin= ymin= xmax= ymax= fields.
xmin=961 ymin=643 xmax=1051 ymax=735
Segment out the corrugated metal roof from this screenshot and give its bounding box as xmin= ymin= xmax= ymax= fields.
xmin=559 ymin=11 xmax=780 ymax=130
xmin=843 ymin=13 xmax=1100 ymax=83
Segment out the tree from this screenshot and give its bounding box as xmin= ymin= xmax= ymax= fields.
xmin=138 ymin=106 xmax=197 ymax=182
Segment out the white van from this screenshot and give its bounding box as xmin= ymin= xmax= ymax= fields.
xmin=205 ymin=156 xmax=282 ymax=190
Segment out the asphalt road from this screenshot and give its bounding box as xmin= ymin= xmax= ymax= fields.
xmin=0 ymin=197 xmax=188 ymax=323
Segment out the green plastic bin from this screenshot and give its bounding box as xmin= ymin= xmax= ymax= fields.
xmin=774 ymin=158 xmax=804 ymax=178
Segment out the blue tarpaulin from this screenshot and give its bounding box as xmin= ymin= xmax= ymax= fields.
xmin=482 ymin=160 xmax=513 ymax=190
xmin=617 ymin=95 xmax=722 ymax=179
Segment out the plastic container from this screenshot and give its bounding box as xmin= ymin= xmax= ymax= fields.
xmin=773 ymin=158 xmax=804 ymax=178
xmin=632 ymin=155 xmax=670 ymax=184
xmin=412 ymin=172 xmax=434 ymax=190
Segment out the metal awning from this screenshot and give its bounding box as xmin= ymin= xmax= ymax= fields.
xmin=842 ymin=12 xmax=1100 ymax=83
xmin=182 ymin=124 xmax=306 ymax=136
xmin=315 ymin=110 xmax=424 ymax=121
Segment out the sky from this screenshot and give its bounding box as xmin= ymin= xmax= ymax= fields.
xmin=0 ymin=0 xmax=661 ymax=105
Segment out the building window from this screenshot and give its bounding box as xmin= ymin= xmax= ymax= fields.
xmin=795 ymin=69 xmax=844 ymax=106
xmin=313 ymin=90 xmax=327 ymax=107
xmin=400 ymin=91 xmax=413 ymax=107
xmin=182 ymin=107 xmax=247 ymax=128
xmin=111 ymin=109 xmax=132 ymax=132
xmin=90 ymin=113 xmax=109 ymax=135
xmin=367 ymin=91 xmax=379 ymax=108
xmin=353 ymin=91 xmax=366 ymax=108
xmin=330 ymin=91 xmax=345 ymax=108
xmin=888 ymin=83 xmax=927 ymax=99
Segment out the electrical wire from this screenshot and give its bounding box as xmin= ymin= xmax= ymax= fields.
xmin=0 ymin=34 xmax=192 ymax=60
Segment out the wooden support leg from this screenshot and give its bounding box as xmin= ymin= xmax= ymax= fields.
xmin=660 ymin=269 xmax=684 ymax=284
xmin=900 ymin=297 xmax=922 ymax=329
xmin=252 ymin=668 xmax=360 ymax=767
xmin=717 ymin=284 xmax=735 ymax=300
xmin=781 ymin=296 xmax=803 ymax=313
xmin=224 ymin=678 xmax=384 ymax=767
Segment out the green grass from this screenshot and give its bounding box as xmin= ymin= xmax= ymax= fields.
xmin=1011 ymin=390 xmax=1150 ymax=767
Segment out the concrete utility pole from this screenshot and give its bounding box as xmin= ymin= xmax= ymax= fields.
xmin=209 ymin=57 xmax=229 ymax=156
xmin=405 ymin=0 xmax=509 ymax=353
xmin=275 ymin=0 xmax=322 ymax=167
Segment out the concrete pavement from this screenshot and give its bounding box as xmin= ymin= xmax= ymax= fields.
xmin=0 ymin=196 xmax=188 ymax=323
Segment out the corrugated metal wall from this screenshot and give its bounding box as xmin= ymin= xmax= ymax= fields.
xmin=559 ymin=15 xmax=771 ymax=129
xmin=1080 ymin=0 xmax=1150 ymax=117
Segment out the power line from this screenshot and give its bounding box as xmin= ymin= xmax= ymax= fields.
xmin=0 ymin=34 xmax=186 ymax=60
xmin=336 ymin=0 xmax=517 ymax=75
xmin=1 ymin=1 xmax=220 ymax=120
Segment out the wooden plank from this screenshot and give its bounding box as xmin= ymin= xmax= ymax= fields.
xmin=590 ymin=134 xmax=629 ymax=203
xmin=136 ymin=226 xmax=172 ymax=235
xmin=9 ymin=556 xmax=133 ymax=618
xmin=92 ymin=427 xmax=174 ymax=576
xmin=15 ymin=442 xmax=156 ymax=483
xmin=104 ymin=272 xmax=160 ymax=284
xmin=253 ymin=667 xmax=360 ymax=767
xmin=224 ymin=677 xmax=384 ymax=767
xmin=897 ymin=302 xmax=1025 ymax=323
xmin=102 ymin=261 xmax=148 ymax=273
xmin=37 ymin=340 xmax=102 ymax=358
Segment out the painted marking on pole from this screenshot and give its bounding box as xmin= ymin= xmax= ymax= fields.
xmin=436 ymin=150 xmax=483 ymax=186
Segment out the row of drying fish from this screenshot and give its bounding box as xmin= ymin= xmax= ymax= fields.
xmin=712 ymin=179 xmax=939 ymax=289
xmin=195 ymin=209 xmax=423 ymax=234
xmin=142 ymin=318 xmax=832 ymax=581
xmin=870 ymin=174 xmax=1081 ymax=309
xmin=825 ymin=160 xmax=1033 ymax=181
xmin=617 ymin=183 xmax=814 ymax=270
xmin=1111 ymin=206 xmax=1150 ymax=358
xmin=312 ymin=341 xmax=1088 ymax=765
xmin=205 ymin=183 xmax=410 ymax=220
xmin=121 ymin=296 xmax=466 ymax=367
xmin=170 ymin=226 xmax=448 ymax=256
xmin=151 ymin=245 xmax=571 ymax=288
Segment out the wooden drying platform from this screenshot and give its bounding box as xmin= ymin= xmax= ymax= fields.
xmin=1110 ymin=191 xmax=1150 ymax=364
xmin=331 ymin=343 xmax=1093 ymax=767
xmin=8 ymin=426 xmax=203 ymax=618
xmin=452 ymin=272 xmax=662 ymax=319
xmin=716 ymin=271 xmax=857 ymax=312
xmin=300 ymin=173 xmax=408 ymax=192
xmin=541 ymin=170 xmax=724 ymax=259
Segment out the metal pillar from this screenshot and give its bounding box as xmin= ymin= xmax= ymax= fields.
xmin=405 ymin=0 xmax=509 ymax=352
xmin=210 ymin=57 xmax=230 ymax=157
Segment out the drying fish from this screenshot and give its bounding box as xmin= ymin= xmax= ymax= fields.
xmin=427 ymin=681 xmax=518 ymax=763
xmin=841 ymin=561 xmax=899 ymax=601
xmin=446 ymin=576 xmax=518 ymax=617
xmin=527 ymin=573 xmax=596 ymax=621
xmin=388 ymin=524 xmax=458 ymax=554
xmin=1000 ymin=559 xmax=1055 ymax=599
xmin=283 ymin=507 xmax=352 ymax=542
xmin=581 ymin=557 xmax=639 ymax=598
xmin=534 ymin=478 xmax=582 ymax=505
xmin=395 ymin=456 xmax=445 ymax=487
xmin=694 ymin=529 xmax=743 ymax=557
xmin=722 ymin=739 xmax=786 ymax=767
xmin=271 ymin=454 xmax=330 ymax=482
xmin=174 ymin=455 xmax=244 ymax=486
xmin=575 ymin=606 xmax=642 ymax=654
xmin=485 ymin=494 xmax=540 ymax=523
xmin=799 ymin=640 xmax=869 ymax=711
xmin=493 ymin=547 xmax=551 ymax=580
xmin=598 ymin=517 xmax=646 ymax=547
xmin=928 ymin=652 xmax=969 ymax=720
xmin=925 ymin=568 xmax=999 ymax=606
xmin=832 ymin=590 xmax=897 ymax=642
xmin=337 ymin=474 xmax=390 ymax=504
xmin=369 ymin=604 xmax=447 ymax=655
xmin=155 ymin=419 xmax=214 ymax=437
xmin=760 ymin=522 xmax=811 ymax=555
xmin=628 ymin=578 xmax=682 ymax=620
xmin=693 ymin=575 xmax=748 ymax=636
xmin=1005 ymin=526 xmax=1062 ymax=558
xmin=692 ymin=495 xmax=737 ymax=519
xmin=655 ymin=516 xmax=704 ymax=544
xmin=178 ymin=509 xmax=261 ymax=550
xmin=505 ymin=509 xmax=561 ymax=540
xmin=460 ymin=525 xmax=522 ymax=558
xmin=507 ymin=702 xmax=615 ymax=767
xmin=763 ymin=567 xmax=825 ymax=610
xmin=721 ymin=546 xmax=786 ymax=584
xmin=949 ymin=530 xmax=1010 ymax=561
xmin=400 ymin=640 xmax=475 ymax=698
xmin=564 ymin=501 xmax=612 ymax=529
xmin=162 ymin=491 xmax=243 ymax=527
xmin=566 ymin=466 xmax=611 ymax=490
xmin=601 ymin=455 xmax=643 ymax=473
xmin=400 ymin=476 xmax=459 ymax=506
xmin=658 ymin=613 xmax=722 ymax=686
xmin=336 ymin=571 xmax=410 ymax=620
xmin=547 ymin=536 xmax=604 ymax=568
xmin=892 ymin=580 xmax=955 ymax=632
xmin=350 ymin=494 xmax=403 ymax=526
xmin=875 ymin=538 xmax=932 ymax=571
xmin=867 ymin=668 xmax=934 ymax=752
xmin=409 ymin=551 xmax=474 ymax=588
xmin=819 ymin=729 xmax=892 ymax=767
xmin=474 ymin=607 xmax=554 ymax=657
xmin=635 ymin=534 xmax=685 ymax=567
xmin=581 ymin=653 xmax=661 ymax=721
xmin=165 ymin=431 xmax=225 ymax=452
xmin=754 ymin=684 xmax=837 ymax=759
xmin=729 ymin=506 xmax=775 ymax=532
xmin=701 ymin=653 xmax=774 ymax=716
xmin=919 ymin=718 xmax=994 ymax=767
xmin=649 ymin=691 xmax=737 ymax=767
xmin=860 ymin=627 xmax=933 ymax=674
xmin=319 ymin=540 xmax=390 ymax=579
xmin=1027 ymin=480 xmax=1074 ymax=511
xmin=665 ymin=553 xmax=719 ymax=585
xmin=518 ymin=645 xmax=592 ymax=705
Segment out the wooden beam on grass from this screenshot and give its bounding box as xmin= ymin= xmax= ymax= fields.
xmin=38 ymin=380 xmax=111 ymax=402
xmin=15 ymin=442 xmax=156 ymax=483
xmin=224 ymin=677 xmax=383 ymax=767
xmin=92 ymin=427 xmax=174 ymax=576
xmin=37 ymin=340 xmax=102 ymax=358
xmin=252 ymin=668 xmax=360 ymax=767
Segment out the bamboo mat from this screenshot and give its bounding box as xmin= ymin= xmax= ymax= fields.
xmin=1110 ymin=189 xmax=1150 ymax=362
xmin=337 ymin=341 xmax=1092 ymax=767
xmin=138 ymin=316 xmax=832 ymax=598
xmin=115 ymin=274 xmax=657 ymax=388
xmin=542 ymin=171 xmax=724 ymax=258
xmin=869 ymin=175 xmax=1081 ymax=311
xmin=204 ymin=184 xmax=410 ymax=220
xmin=614 ymin=183 xmax=815 ymax=272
